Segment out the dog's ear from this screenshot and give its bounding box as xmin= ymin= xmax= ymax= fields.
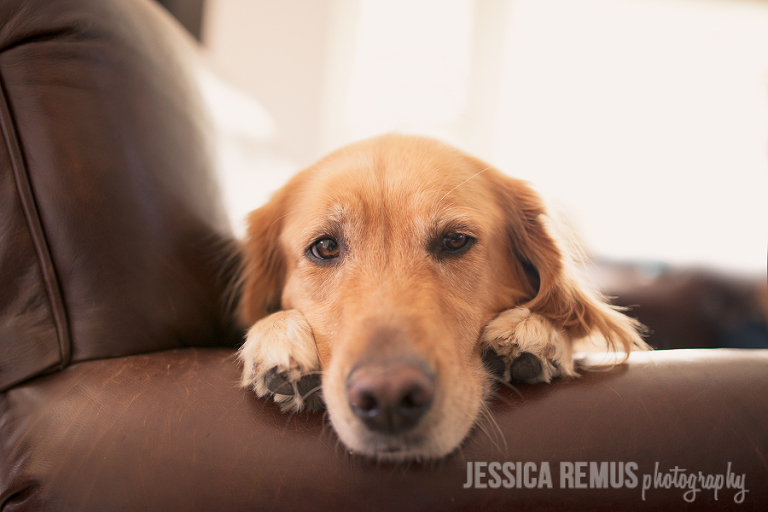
xmin=238 ymin=188 xmax=290 ymax=327
xmin=492 ymin=172 xmax=647 ymax=354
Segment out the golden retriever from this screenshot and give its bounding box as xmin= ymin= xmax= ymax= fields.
xmin=237 ymin=134 xmax=646 ymax=460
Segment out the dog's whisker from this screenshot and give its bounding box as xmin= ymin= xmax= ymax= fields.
xmin=489 ymin=375 xmax=524 ymax=399
xmin=453 ymin=205 xmax=484 ymax=215
xmin=435 ymin=166 xmax=492 ymax=206
xmin=282 ymin=408 xmax=299 ymax=430
xmin=318 ymin=411 xmax=348 ymax=458
xmin=333 ymin=436 xmax=350 ymax=460
xmin=264 ymin=197 xmax=341 ymax=232
xmin=300 ymin=386 xmax=322 ymax=401
xmin=487 ymin=389 xmax=514 ymax=406
xmin=474 ymin=422 xmax=500 ymax=457
xmin=320 ymin=409 xmax=349 ymax=459
xmin=477 ymin=402 xmax=508 ymax=456
xmin=320 ymin=409 xmax=331 ymax=427
xmin=455 ymin=445 xmax=467 ymax=465
xmin=267 ymin=206 xmax=313 ymax=230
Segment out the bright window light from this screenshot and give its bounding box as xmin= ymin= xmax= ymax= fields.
xmin=494 ymin=0 xmax=768 ymax=272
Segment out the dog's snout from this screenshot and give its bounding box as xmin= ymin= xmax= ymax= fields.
xmin=346 ymin=362 xmax=435 ymax=435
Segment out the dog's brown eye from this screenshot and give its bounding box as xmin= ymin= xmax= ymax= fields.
xmin=310 ymin=237 xmax=340 ymax=260
xmin=442 ymin=233 xmax=470 ymax=252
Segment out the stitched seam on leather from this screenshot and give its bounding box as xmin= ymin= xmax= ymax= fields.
xmin=0 ymin=71 xmax=72 ymax=369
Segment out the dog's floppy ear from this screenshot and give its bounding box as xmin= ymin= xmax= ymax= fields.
xmin=492 ymin=172 xmax=647 ymax=354
xmin=238 ymin=188 xmax=290 ymax=327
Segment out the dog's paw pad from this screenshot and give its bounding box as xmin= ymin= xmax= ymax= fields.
xmin=482 ymin=348 xmax=547 ymax=383
xmin=264 ymin=368 xmax=294 ymax=395
xmin=481 ymin=307 xmax=575 ymax=384
xmin=510 ymin=352 xmax=543 ymax=381
xmin=297 ymin=373 xmax=322 ymax=397
xmin=264 ymin=367 xmax=322 ymax=397
xmin=258 ymin=367 xmax=323 ymax=412
xmin=482 ymin=347 xmax=507 ymax=380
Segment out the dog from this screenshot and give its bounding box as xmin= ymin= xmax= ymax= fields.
xmin=237 ymin=134 xmax=647 ymax=460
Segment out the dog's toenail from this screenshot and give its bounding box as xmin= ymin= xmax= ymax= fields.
xmin=511 ymin=352 xmax=542 ymax=381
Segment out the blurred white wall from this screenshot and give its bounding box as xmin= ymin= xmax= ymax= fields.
xmin=202 ymin=0 xmax=333 ymax=167
xmin=202 ymin=0 xmax=768 ymax=274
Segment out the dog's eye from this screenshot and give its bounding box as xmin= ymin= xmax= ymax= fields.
xmin=440 ymin=232 xmax=474 ymax=254
xmin=310 ymin=237 xmax=340 ymax=260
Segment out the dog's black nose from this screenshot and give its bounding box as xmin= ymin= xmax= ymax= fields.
xmin=346 ymin=361 xmax=435 ymax=434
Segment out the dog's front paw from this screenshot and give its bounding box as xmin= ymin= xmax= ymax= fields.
xmin=238 ymin=309 xmax=323 ymax=412
xmin=480 ymin=307 xmax=576 ymax=384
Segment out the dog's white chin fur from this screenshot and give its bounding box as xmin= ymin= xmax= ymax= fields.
xmin=321 ymin=356 xmax=488 ymax=461
xmin=324 ymin=402 xmax=479 ymax=462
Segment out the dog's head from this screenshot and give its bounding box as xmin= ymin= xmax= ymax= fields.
xmin=239 ymin=135 xmax=643 ymax=460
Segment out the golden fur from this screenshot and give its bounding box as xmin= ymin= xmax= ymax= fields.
xmin=238 ymin=134 xmax=647 ymax=460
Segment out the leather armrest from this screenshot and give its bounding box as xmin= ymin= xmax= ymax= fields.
xmin=2 ymin=348 xmax=765 ymax=511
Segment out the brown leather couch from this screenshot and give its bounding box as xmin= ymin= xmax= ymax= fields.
xmin=1 ymin=0 xmax=766 ymax=510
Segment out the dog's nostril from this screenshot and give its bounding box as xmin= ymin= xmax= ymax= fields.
xmin=347 ymin=362 xmax=435 ymax=435
xmin=353 ymin=391 xmax=379 ymax=414
xmin=398 ymin=384 xmax=432 ymax=415
xmin=400 ymin=391 xmax=417 ymax=409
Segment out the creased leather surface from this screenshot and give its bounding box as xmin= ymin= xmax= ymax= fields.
xmin=0 ymin=95 xmax=63 ymax=392
xmin=1 ymin=348 xmax=766 ymax=511
xmin=0 ymin=0 xmax=240 ymax=392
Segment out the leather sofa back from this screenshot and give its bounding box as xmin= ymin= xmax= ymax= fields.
xmin=0 ymin=0 xmax=240 ymax=392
